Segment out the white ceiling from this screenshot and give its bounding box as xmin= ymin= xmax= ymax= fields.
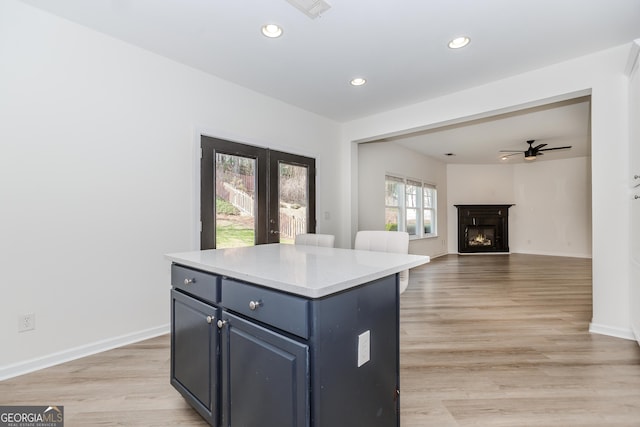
xmin=377 ymin=96 xmax=592 ymax=164
xmin=19 ymin=0 xmax=640 ymax=163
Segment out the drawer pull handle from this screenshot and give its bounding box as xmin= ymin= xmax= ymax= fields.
xmin=217 ymin=319 xmax=227 ymax=329
xmin=249 ymin=300 xmax=262 ymax=311
xmin=184 ymin=278 xmax=195 ymax=285
xmin=206 ymin=315 xmax=214 ymax=324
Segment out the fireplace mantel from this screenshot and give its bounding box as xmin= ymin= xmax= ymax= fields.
xmin=455 ymin=204 xmax=513 ymax=254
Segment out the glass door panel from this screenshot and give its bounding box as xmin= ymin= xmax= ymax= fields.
xmin=215 ymin=153 xmax=256 ymax=249
xmin=268 ymin=150 xmax=315 ymax=245
xmin=278 ymin=162 xmax=309 ymax=244
xmin=201 ymin=136 xmax=267 ymax=250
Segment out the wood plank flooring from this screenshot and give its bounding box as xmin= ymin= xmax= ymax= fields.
xmin=400 ymin=254 xmax=640 ymax=426
xmin=1 ymin=254 xmax=639 ymax=426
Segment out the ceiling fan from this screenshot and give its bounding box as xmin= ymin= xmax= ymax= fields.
xmin=500 ymin=139 xmax=572 ymax=161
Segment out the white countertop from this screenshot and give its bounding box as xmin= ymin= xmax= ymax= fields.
xmin=166 ymin=244 xmax=429 ymax=298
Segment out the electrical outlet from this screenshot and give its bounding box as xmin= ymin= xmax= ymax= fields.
xmin=18 ymin=313 xmax=35 ymax=332
xmin=357 ymin=330 xmax=370 ymax=367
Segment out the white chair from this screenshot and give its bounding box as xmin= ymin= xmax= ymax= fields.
xmin=294 ymin=233 xmax=335 ymax=248
xmin=354 ymin=230 xmax=410 ymax=294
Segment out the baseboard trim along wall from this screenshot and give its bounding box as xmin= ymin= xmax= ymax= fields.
xmin=0 ymin=324 xmax=170 ymax=381
xmin=511 ymin=250 xmax=593 ymax=259
xmin=589 ymin=322 xmax=635 ymax=341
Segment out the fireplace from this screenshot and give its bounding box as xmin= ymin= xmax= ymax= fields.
xmin=455 ymin=205 xmax=513 ymax=253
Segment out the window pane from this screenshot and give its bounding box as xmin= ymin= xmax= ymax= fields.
xmin=424 ymin=188 xmax=433 ymax=208
xmin=406 ymin=184 xmax=417 ymax=208
xmin=385 ymin=207 xmax=399 ymax=231
xmin=407 ymin=208 xmax=417 ymax=235
xmin=385 ymin=180 xmax=400 ymax=206
xmin=278 ymin=162 xmax=308 ymax=244
xmin=424 ymin=209 xmax=433 ymax=234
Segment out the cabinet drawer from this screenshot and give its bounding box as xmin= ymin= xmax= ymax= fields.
xmin=171 ymin=264 xmax=220 ymax=304
xmin=221 ymin=278 xmax=309 ymax=339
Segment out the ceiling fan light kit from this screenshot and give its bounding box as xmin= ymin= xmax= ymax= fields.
xmin=500 ymin=139 xmax=572 ymax=161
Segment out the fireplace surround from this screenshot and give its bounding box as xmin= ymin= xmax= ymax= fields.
xmin=455 ymin=204 xmax=513 ymax=253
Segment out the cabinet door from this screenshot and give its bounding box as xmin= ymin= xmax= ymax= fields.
xmin=220 ymin=311 xmax=309 ymax=427
xmin=171 ymin=290 xmax=219 ymax=425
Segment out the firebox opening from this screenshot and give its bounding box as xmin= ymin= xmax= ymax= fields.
xmin=467 ymin=226 xmax=495 ymax=247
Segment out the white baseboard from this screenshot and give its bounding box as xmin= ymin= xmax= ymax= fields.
xmin=511 ymin=249 xmax=592 ymax=259
xmin=0 ymin=324 xmax=170 ymax=381
xmin=589 ymin=322 xmax=636 ymax=341
xmin=428 ymin=251 xmax=449 ymax=259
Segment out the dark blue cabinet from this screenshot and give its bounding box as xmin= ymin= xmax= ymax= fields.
xmin=171 ymin=263 xmax=400 ymax=427
xmin=171 ymin=289 xmax=220 ymax=425
xmin=220 ymin=312 xmax=309 ymax=427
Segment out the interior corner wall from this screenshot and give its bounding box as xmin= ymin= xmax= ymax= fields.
xmin=446 ymin=164 xmax=516 ymax=254
xmin=0 ymin=0 xmax=342 ymax=375
xmin=357 ymin=142 xmax=447 ymax=258
xmin=446 ymin=158 xmax=592 ymax=258
xmin=342 ymin=43 xmax=632 ymax=338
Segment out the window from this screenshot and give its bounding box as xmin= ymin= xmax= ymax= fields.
xmin=385 ymin=175 xmax=437 ymax=238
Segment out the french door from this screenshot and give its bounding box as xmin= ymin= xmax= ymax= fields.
xmin=201 ymin=136 xmax=316 ymax=249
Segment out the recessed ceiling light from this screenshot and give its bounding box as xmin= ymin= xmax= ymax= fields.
xmin=448 ymin=36 xmax=470 ymax=49
xmin=350 ymin=77 xmax=367 ymax=86
xmin=261 ymin=24 xmax=283 ymax=38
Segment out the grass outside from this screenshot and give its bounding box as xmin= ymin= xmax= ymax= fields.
xmin=216 ymin=224 xmax=296 ymax=247
xmin=216 ymin=223 xmax=255 ymax=248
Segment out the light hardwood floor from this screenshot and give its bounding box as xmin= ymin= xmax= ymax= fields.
xmin=2 ymin=254 xmax=639 ymax=426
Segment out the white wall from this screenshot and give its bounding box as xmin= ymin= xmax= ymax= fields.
xmin=0 ymin=0 xmax=342 ymax=376
xmin=357 ymin=142 xmax=447 ymax=257
xmin=343 ymin=44 xmax=632 ymax=339
xmin=446 ymin=158 xmax=592 ymax=258
xmin=512 ymin=157 xmax=592 ymax=257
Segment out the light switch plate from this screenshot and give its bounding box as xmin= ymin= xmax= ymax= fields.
xmin=357 ymin=330 xmax=370 ymax=367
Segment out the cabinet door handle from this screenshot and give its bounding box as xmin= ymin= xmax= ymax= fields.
xmin=217 ymin=319 xmax=227 ymax=329
xmin=249 ymin=300 xmax=262 ymax=310
xmin=206 ymin=315 xmax=214 ymax=324
xmin=184 ymin=278 xmax=195 ymax=285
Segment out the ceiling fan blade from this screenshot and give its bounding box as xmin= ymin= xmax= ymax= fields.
xmin=538 ymin=145 xmax=572 ymax=151
xmin=533 ymin=143 xmax=547 ymax=150
xmin=499 ymin=150 xmax=523 ymax=153
xmin=499 ymin=152 xmax=520 ymax=158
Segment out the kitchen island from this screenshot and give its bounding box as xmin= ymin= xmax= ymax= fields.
xmin=166 ymin=244 xmax=429 ymax=427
